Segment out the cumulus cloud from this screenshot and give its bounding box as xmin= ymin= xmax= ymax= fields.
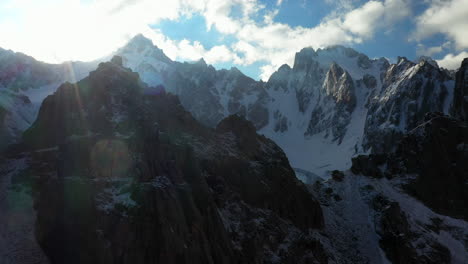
xmin=343 ymin=1 xmax=385 ymax=37
xmin=0 ymin=0 xmax=412 ymax=80
xmin=223 ymin=0 xmax=410 ymax=79
xmin=138 ymin=28 xmax=241 ymax=64
xmin=416 ymin=45 xmax=443 ymax=57
xmin=436 ymin=51 xmax=468 ymax=70
xmin=343 ymin=0 xmax=410 ymax=38
xmin=0 ymin=0 xmax=187 ymax=62
xmin=416 ymin=41 xmax=453 ymax=57
xmin=325 ymin=0 xmax=360 ymax=10
xmin=414 ymin=0 xmax=468 ymax=49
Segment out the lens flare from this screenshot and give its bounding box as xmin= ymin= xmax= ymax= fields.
xmin=90 ymin=139 xmax=131 ymax=178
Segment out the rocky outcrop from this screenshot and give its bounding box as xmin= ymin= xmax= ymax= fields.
xmin=351 ymin=154 xmax=387 ymax=178
xmin=115 ymin=35 xmax=270 ymax=130
xmin=0 ymin=91 xmax=35 ymax=151
xmin=375 ymin=201 xmax=451 ymax=264
xmin=290 ymin=49 xmax=324 ymax=113
xmin=323 ymin=63 xmax=356 ymax=112
xmin=353 ymin=112 xmax=468 ymax=220
xmin=20 ymin=56 xmax=325 ymax=264
xmin=305 ymin=63 xmax=357 ymax=143
xmin=363 ymin=58 xmax=454 ymax=153
xmin=169 ymin=63 xmax=270 ymax=129
xmin=451 ymin=58 xmax=468 ymax=121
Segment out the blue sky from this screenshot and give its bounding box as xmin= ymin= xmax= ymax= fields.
xmin=0 ymin=0 xmax=467 ymax=80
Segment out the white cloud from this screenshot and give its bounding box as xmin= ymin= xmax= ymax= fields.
xmin=416 ymin=45 xmax=443 ymax=57
xmin=0 ymin=0 xmax=187 ymax=62
xmin=0 ymin=0 xmax=412 ymax=80
xmin=325 ymin=0 xmax=359 ymax=10
xmin=343 ymin=0 xmax=410 ymax=38
xmin=436 ymin=51 xmax=468 ymax=70
xmin=204 ymin=45 xmax=241 ymax=64
xmin=344 ymin=1 xmax=385 ymax=37
xmin=140 ymin=28 xmax=240 ymax=64
xmin=414 ymin=0 xmax=468 ymax=49
xmin=382 ymin=0 xmax=412 ymax=24
xmin=224 ymin=0 xmax=410 ymax=79
xmin=175 ymin=40 xmax=240 ymax=64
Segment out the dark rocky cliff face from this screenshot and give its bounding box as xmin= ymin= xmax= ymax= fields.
xmin=352 ymin=112 xmax=468 ymax=221
xmin=332 ymin=112 xmax=467 ymax=263
xmin=363 ymin=58 xmax=454 ymax=153
xmin=451 ymin=58 xmax=468 ymax=122
xmin=18 ymin=56 xmax=325 ymax=264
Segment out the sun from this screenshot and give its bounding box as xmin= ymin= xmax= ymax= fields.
xmin=0 ymin=0 xmax=140 ymax=63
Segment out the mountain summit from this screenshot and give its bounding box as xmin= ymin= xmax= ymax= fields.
xmin=118 ymin=34 xmax=173 ymax=65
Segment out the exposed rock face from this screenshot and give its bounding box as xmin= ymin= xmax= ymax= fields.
xmin=260 ymin=46 xmax=395 ymax=173
xmin=305 ymin=63 xmax=357 ymax=143
xmin=168 ymin=62 xmax=270 ymax=129
xmin=377 ymin=201 xmax=420 ymax=263
xmin=298 ymin=164 xmax=464 ymax=264
xmin=352 ymin=112 xmax=468 ymax=220
xmin=346 ymin=112 xmax=468 ymax=262
xmin=363 ymin=58 xmax=454 ymax=153
xmin=323 ymin=63 xmax=357 ymax=111
xmin=376 ymin=201 xmax=451 ymax=264
xmin=20 ymin=57 xmax=325 ymax=264
xmin=289 ymin=48 xmax=324 ymax=113
xmin=0 ymin=93 xmax=34 ymax=150
xmin=451 ymin=58 xmax=468 ymax=121
xmin=114 ymin=35 xmax=270 ymax=130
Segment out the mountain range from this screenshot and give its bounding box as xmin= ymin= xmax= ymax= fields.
xmin=0 ymin=34 xmax=460 ymax=176
xmin=0 ymin=34 xmax=467 ymax=263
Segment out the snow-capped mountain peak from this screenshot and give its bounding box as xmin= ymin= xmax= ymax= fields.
xmin=118 ymin=34 xmax=167 ymax=59
xmin=114 ymin=34 xmax=174 ymax=88
xmin=418 ymin=56 xmax=439 ymax=68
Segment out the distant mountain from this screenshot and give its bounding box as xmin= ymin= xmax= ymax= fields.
xmin=110 ymin=36 xmax=461 ymax=176
xmin=0 ymin=36 xmax=463 ymax=177
xmin=0 ymin=47 xmax=97 ymax=149
xmin=1 ymin=34 xmax=467 ymax=176
xmin=113 ymin=34 xmax=269 ymax=129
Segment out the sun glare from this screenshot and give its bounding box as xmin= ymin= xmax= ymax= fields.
xmin=0 ymin=0 xmax=148 ymax=63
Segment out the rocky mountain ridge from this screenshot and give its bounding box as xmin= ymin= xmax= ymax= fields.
xmin=0 ymin=35 xmax=464 ymax=178
xmin=110 ymin=36 xmax=460 ymax=176
xmin=5 ymin=57 xmax=325 ymax=263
